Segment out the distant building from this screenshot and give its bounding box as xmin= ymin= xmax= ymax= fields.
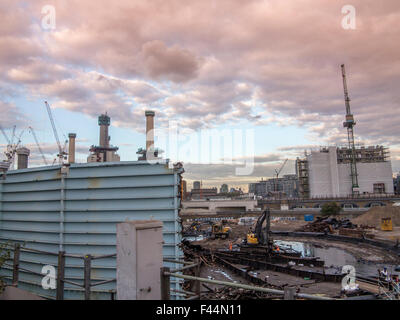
xmin=220 ymin=184 xmax=229 ymax=193
xmin=181 ymin=180 xmax=187 ymax=200
xmin=193 ymin=181 xmax=201 ymax=190
xmin=249 ymin=174 xmax=299 ymax=198
xmin=296 ymin=146 xmax=394 ymax=198
xmin=248 ymin=183 xmax=256 ymax=194
xmin=394 ymin=174 xmax=400 ymax=195
xmin=190 ymin=188 xmax=218 ymax=200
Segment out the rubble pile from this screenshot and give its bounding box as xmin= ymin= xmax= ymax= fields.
xmin=201 ymin=286 xmax=281 ymax=300
xmin=297 ymin=217 xmax=357 ymax=233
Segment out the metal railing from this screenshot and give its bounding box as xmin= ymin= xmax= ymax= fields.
xmin=378 ymin=277 xmax=400 ymax=300
xmin=1 ymin=243 xmax=117 ymax=300
xmin=160 ymin=259 xmax=335 ymax=300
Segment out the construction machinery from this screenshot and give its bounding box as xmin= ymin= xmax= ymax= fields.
xmin=209 ymin=222 xmax=231 ymax=240
xmin=0 ymin=125 xmax=24 ymax=170
xmin=246 ymin=209 xmax=273 ymax=248
xmin=341 ymin=64 xmax=359 ymax=195
xmin=381 ymin=217 xmax=393 ymax=231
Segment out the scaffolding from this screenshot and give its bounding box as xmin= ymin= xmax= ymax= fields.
xmin=296 ymin=158 xmax=309 ymax=198
xmin=337 ymin=145 xmax=389 ymax=164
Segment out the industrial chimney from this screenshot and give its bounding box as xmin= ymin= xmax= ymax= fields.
xmin=68 ymin=133 xmax=76 ymax=164
xmin=16 ymin=147 xmax=30 ymax=170
xmin=145 ymin=110 xmax=155 ymax=152
xmin=98 ymin=113 xmax=110 ymax=148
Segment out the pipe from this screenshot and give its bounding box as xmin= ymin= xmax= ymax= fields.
xmin=164 ymin=272 xmax=336 ymax=300
xmin=145 ymin=110 xmax=155 ymax=152
xmin=68 ymin=133 xmax=76 ymax=164
xmin=60 ymin=168 xmax=66 ymax=251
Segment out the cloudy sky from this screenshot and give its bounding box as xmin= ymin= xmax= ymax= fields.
xmin=0 ymin=0 xmax=399 ymax=190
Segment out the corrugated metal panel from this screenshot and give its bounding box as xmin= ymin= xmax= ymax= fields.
xmin=0 ymin=160 xmax=183 ymax=299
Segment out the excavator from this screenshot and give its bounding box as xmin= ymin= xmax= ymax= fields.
xmin=245 ymin=209 xmax=274 ymax=250
xmin=210 ymin=221 xmax=231 ymax=240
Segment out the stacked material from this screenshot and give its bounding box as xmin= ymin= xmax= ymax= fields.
xmin=297 ymin=217 xmax=357 ymax=233
xmin=352 ymin=206 xmax=400 ymax=228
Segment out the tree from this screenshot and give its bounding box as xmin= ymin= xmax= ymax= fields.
xmin=320 ymin=202 xmax=342 ymax=216
xmin=0 ymin=242 xmax=11 ymax=293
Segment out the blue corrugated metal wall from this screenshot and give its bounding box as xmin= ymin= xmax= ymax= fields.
xmin=0 ymin=160 xmax=183 ymax=299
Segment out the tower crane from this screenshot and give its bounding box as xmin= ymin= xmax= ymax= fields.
xmin=10 ymin=125 xmax=16 ymax=145
xmin=0 ymin=125 xmax=11 ymax=145
xmin=274 ymin=158 xmax=288 ymax=192
xmin=0 ymin=125 xmax=24 ymax=170
xmin=28 ymin=127 xmax=48 ymax=166
xmin=341 ymin=64 xmax=359 ymax=195
xmin=44 ymin=101 xmax=67 ymax=164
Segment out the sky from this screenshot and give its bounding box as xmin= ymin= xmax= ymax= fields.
xmin=0 ymin=0 xmax=399 ymax=191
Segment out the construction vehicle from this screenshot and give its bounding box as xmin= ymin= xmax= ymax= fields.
xmin=209 ymin=222 xmax=231 ymax=240
xmin=245 ymin=209 xmax=273 ymax=248
xmin=381 ymin=217 xmax=393 ymax=231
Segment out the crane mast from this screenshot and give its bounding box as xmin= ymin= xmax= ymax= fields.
xmin=0 ymin=125 xmax=23 ymax=169
xmin=341 ymin=64 xmax=359 ymax=195
xmin=0 ymin=125 xmax=11 ymax=145
xmin=44 ymin=101 xmax=67 ymax=164
xmin=274 ymin=158 xmax=288 ymax=192
xmin=29 ymin=127 xmax=48 ymax=166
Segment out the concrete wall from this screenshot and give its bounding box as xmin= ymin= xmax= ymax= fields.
xmin=338 ymin=162 xmax=394 ymax=195
xmin=308 ymin=149 xmax=334 ymax=197
xmin=182 ymin=199 xmax=256 ymax=213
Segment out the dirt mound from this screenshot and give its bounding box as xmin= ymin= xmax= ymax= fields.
xmin=352 ymin=205 xmax=400 ymax=228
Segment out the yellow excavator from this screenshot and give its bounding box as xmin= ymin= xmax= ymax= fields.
xmin=246 ymin=209 xmax=273 ymax=247
xmin=210 ymin=222 xmax=231 ymax=240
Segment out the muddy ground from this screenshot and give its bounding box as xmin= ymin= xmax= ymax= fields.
xmin=185 ymin=219 xmax=399 ymax=263
xmin=182 ymin=218 xmax=400 ymax=299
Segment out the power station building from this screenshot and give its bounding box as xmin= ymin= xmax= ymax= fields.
xmin=296 ymin=146 xmax=394 ymax=198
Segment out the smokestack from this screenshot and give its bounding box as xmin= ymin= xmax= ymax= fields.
xmin=68 ymin=133 xmax=76 ymax=164
xmin=98 ymin=114 xmax=110 ymax=148
xmin=145 ymin=110 xmax=155 ymax=152
xmin=16 ymin=147 xmax=30 ymax=170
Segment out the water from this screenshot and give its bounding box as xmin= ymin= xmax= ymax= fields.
xmin=274 ymin=240 xmax=399 ymax=278
xmin=183 ymin=235 xmax=204 ymax=242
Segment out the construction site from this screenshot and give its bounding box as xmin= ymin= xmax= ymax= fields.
xmin=0 ymin=65 xmax=399 ymax=301
xmin=175 ymin=64 xmax=400 ymax=301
